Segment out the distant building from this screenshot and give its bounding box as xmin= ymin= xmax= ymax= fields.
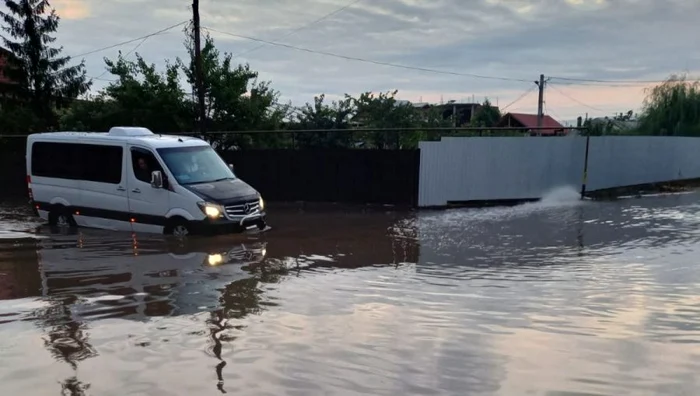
xmin=0 ymin=47 xmax=16 ymax=85
xmin=496 ymin=112 xmax=566 ymax=136
xmin=589 ymin=117 xmax=639 ymax=134
xmin=429 ymin=101 xmax=488 ymax=126
xmin=0 ymin=47 xmax=20 ymax=101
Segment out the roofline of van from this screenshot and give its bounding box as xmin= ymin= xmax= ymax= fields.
xmin=26 ymin=132 xmax=211 ymax=149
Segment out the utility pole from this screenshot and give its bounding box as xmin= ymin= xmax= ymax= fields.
xmin=192 ymin=0 xmax=206 ymax=135
xmin=535 ymin=74 xmax=545 ymax=128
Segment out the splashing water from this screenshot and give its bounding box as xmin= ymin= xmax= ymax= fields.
xmin=420 ymin=185 xmax=585 ymax=226
xmin=534 ymin=185 xmax=582 ymax=206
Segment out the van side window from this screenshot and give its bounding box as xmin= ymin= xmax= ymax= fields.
xmin=131 ymin=148 xmax=163 ymax=184
xmin=31 ymin=142 xmax=123 ymax=184
xmin=83 ymin=145 xmax=123 ymax=184
xmin=32 ymin=142 xmax=81 ymax=179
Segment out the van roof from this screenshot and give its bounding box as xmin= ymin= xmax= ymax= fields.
xmin=27 ymin=127 xmax=210 ymax=149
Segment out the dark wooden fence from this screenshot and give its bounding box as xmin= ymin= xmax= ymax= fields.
xmin=0 ymin=140 xmax=27 ymax=200
xmin=220 ymin=149 xmax=420 ymax=206
xmin=0 ymin=143 xmax=421 ymax=206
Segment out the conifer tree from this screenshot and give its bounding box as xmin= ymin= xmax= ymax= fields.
xmin=0 ymin=0 xmax=90 ymax=129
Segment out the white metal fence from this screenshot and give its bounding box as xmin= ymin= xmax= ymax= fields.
xmin=418 ymin=136 xmax=700 ymax=207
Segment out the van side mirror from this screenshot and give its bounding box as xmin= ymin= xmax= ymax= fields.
xmin=151 ymin=170 xmax=163 ymax=188
xmin=228 ymin=163 xmax=234 ymax=172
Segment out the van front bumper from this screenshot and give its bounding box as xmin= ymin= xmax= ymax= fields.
xmin=192 ymin=212 xmax=267 ymax=235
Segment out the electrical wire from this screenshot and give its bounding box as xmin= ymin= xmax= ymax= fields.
xmin=69 ymin=21 xmax=188 ymax=59
xmin=501 ymin=84 xmax=537 ymax=111
xmin=550 ymin=75 xmax=673 ymax=84
xmin=232 ymin=0 xmax=363 ymax=59
xmin=93 ymin=36 xmax=149 ymax=80
xmin=548 ymin=83 xmax=606 ymax=113
xmin=204 ymin=26 xmax=531 ymax=82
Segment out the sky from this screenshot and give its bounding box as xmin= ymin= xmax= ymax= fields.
xmin=9 ymin=0 xmax=700 ymax=122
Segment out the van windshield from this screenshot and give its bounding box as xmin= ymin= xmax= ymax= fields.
xmin=156 ymin=145 xmax=235 ymax=185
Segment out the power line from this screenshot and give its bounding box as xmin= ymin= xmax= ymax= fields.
xmin=549 ymin=80 xmax=654 ymax=88
xmin=232 ymin=0 xmax=363 ymax=59
xmin=501 ymin=84 xmax=536 ymax=111
xmin=548 ymin=83 xmax=607 ymax=113
xmin=204 ymin=26 xmax=531 ymax=82
xmin=69 ymin=21 xmax=188 ymax=59
xmin=93 ymin=37 xmax=149 ymax=80
xmin=549 ymin=75 xmax=674 ymax=85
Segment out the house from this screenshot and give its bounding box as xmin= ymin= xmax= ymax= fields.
xmin=0 ymin=47 xmax=20 ymax=101
xmin=589 ymin=117 xmax=639 ymax=134
xmin=496 ymin=112 xmax=566 ymax=136
xmin=0 ymin=47 xmax=15 ymax=85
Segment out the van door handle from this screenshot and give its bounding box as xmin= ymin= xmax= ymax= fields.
xmin=117 ymin=186 xmax=126 ymax=191
xmin=132 ymin=188 xmax=141 ymax=193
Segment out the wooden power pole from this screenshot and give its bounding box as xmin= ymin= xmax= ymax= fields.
xmin=535 ymin=74 xmax=545 ymax=128
xmin=192 ymin=0 xmax=206 ymax=134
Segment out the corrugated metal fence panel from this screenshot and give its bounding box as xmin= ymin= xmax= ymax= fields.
xmin=586 ymin=136 xmax=700 ymax=190
xmin=418 ymin=141 xmax=449 ymax=207
xmin=418 ymin=136 xmax=587 ymax=205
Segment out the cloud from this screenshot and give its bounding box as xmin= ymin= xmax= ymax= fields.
xmin=51 ymin=0 xmax=90 ymax=20
xmin=4 ymin=0 xmax=700 ymax=121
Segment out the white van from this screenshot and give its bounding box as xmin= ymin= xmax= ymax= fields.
xmin=25 ymin=127 xmax=267 ymax=236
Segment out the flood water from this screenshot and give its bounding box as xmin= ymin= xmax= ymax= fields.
xmin=2 ymin=188 xmax=700 ymax=395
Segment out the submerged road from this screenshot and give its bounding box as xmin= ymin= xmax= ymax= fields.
xmin=1 ymin=188 xmax=700 ymax=395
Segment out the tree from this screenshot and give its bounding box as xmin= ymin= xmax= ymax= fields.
xmin=349 ymin=90 xmax=412 ymax=149
xmin=470 ymin=98 xmax=501 ymax=128
xmin=178 ymin=29 xmax=286 ymax=149
xmin=638 ymin=74 xmax=700 ymax=136
xmin=291 ymin=93 xmax=354 ymax=148
xmin=61 ymin=52 xmax=191 ymax=132
xmin=0 ymin=0 xmax=90 ymax=131
xmin=349 ymin=90 xmax=449 ymax=149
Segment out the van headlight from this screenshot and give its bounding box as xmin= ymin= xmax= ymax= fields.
xmin=197 ymin=202 xmax=223 ymax=218
xmin=259 ymin=196 xmax=265 ymax=211
xmin=208 ymin=254 xmax=223 ymax=266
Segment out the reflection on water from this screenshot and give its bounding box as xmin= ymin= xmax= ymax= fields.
xmin=2 ymin=193 xmax=700 ymax=395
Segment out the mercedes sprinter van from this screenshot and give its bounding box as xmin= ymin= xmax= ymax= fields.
xmin=26 ymin=127 xmax=267 ymax=236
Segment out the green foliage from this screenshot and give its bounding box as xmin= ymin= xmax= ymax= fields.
xmin=470 ymin=99 xmax=501 ymax=128
xmin=178 ymin=30 xmax=287 ymax=149
xmin=0 ymin=0 xmax=90 ymax=131
xmin=60 ymin=52 xmax=191 ymax=132
xmin=291 ymin=93 xmax=354 ymax=148
xmin=350 ymin=90 xmax=448 ymax=149
xmin=638 ymin=74 xmax=700 ymax=136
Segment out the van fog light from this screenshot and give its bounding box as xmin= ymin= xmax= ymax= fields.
xmin=198 ymin=202 xmax=223 ymax=218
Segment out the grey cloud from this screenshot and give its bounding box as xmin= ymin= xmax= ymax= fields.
xmin=8 ymin=0 xmax=698 ymax=117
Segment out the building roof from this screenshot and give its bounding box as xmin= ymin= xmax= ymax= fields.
xmin=498 ymin=112 xmax=565 ymax=135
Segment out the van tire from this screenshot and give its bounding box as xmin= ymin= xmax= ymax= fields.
xmin=48 ymin=207 xmax=76 ymax=228
xmin=165 ymin=218 xmax=191 ymax=237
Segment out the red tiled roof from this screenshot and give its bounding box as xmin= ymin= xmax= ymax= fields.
xmin=498 ymin=112 xmax=565 ymax=135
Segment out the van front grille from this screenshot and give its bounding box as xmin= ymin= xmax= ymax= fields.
xmin=224 ymin=200 xmax=260 ymax=217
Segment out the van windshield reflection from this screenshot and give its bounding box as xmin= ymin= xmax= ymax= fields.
xmin=156 ymin=146 xmax=235 ymax=185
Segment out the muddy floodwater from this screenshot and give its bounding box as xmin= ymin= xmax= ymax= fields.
xmin=2 ymin=188 xmax=700 ymax=395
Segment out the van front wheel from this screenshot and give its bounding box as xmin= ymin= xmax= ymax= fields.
xmin=165 ymin=218 xmax=191 ymax=237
